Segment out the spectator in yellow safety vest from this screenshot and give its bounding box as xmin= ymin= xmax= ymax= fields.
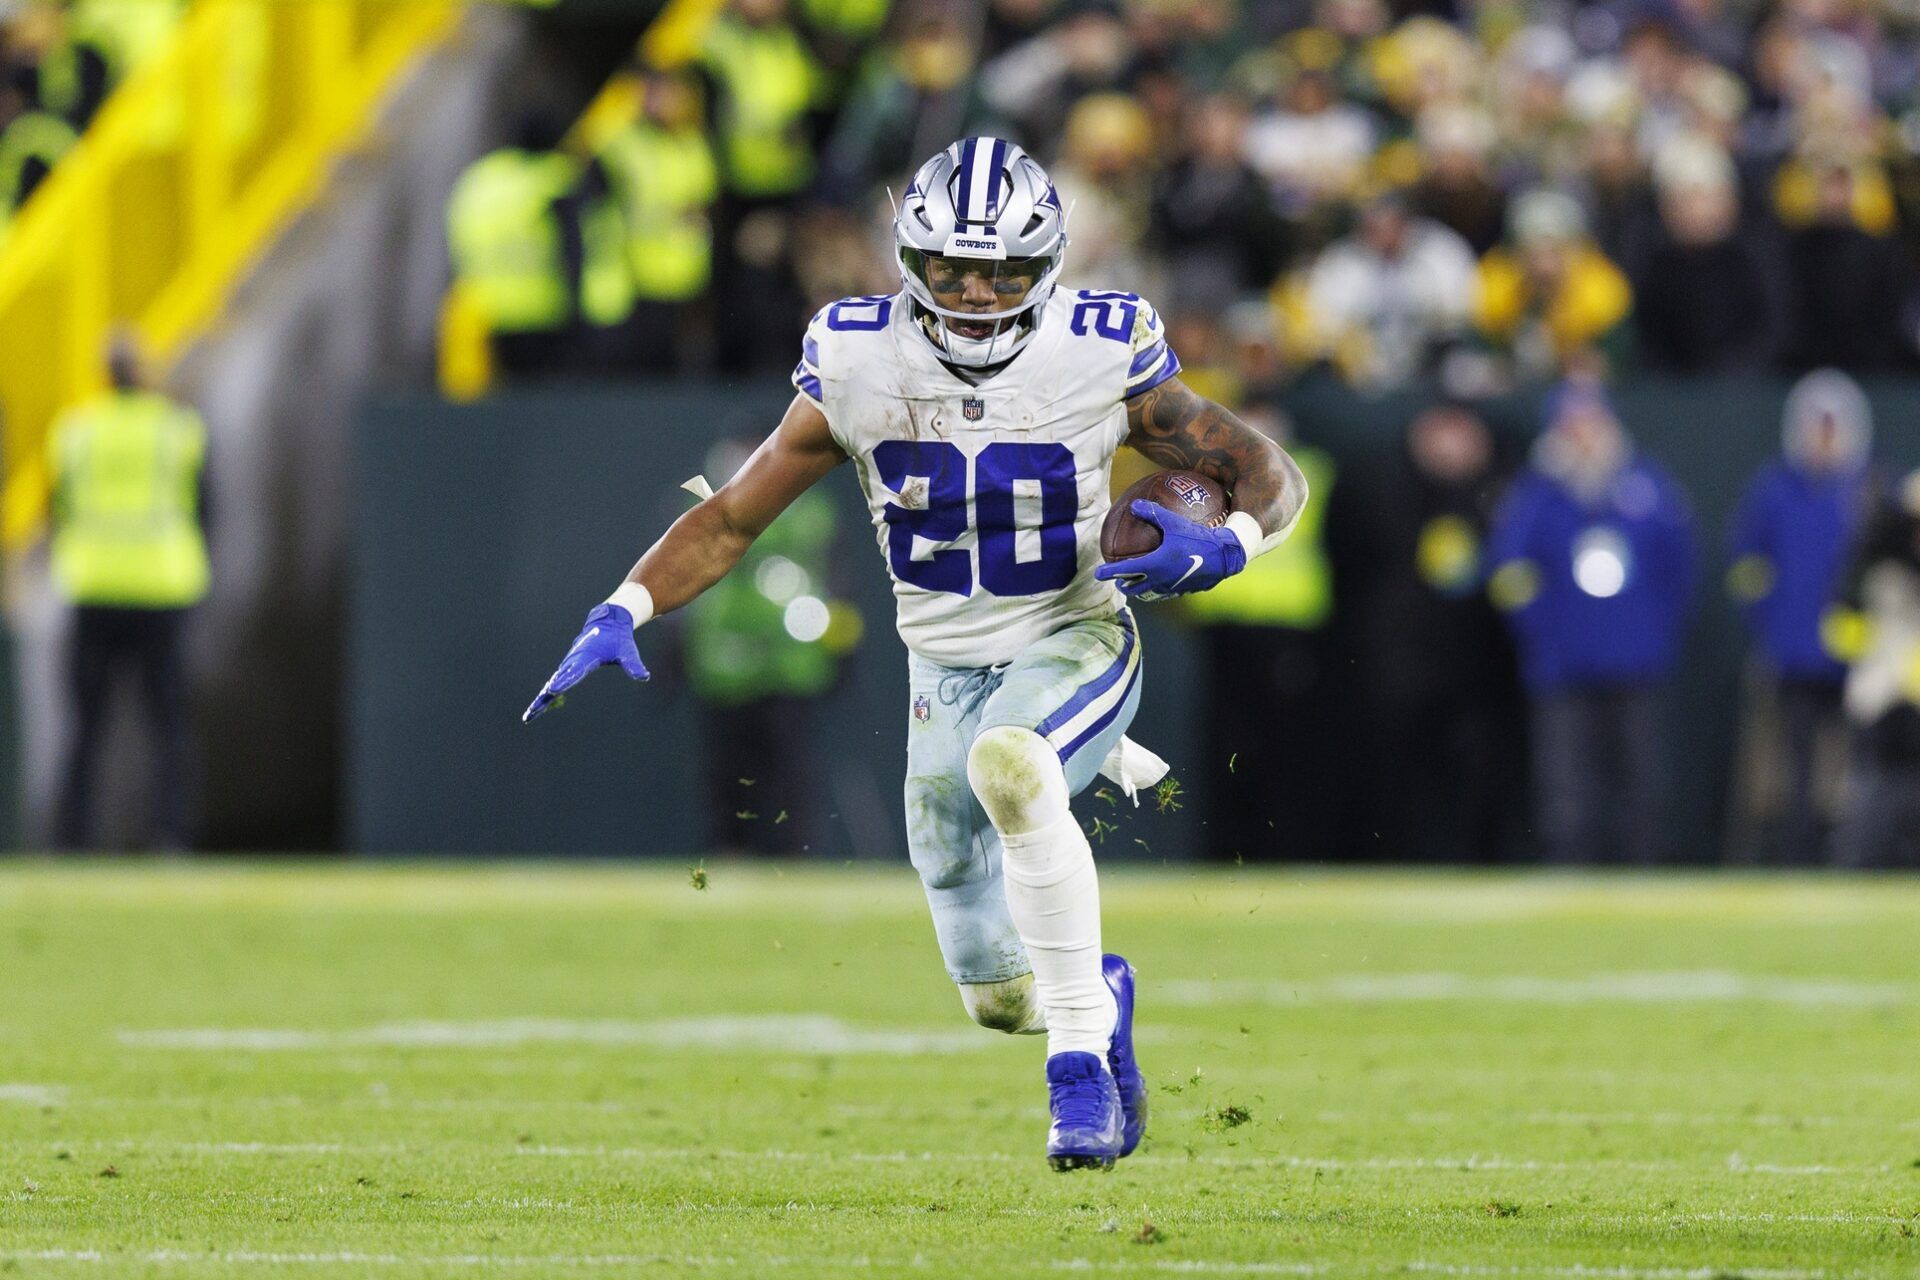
xmin=50 ymin=334 xmax=210 ymax=850
xmin=0 ymin=66 xmax=77 ymax=233
xmin=445 ymin=113 xmax=587 ymax=380
xmin=699 ymin=0 xmax=824 ymax=372
xmin=585 ymin=61 xmax=720 ymax=373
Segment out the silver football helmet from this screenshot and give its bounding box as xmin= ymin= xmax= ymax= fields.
xmin=893 ymin=136 xmax=1069 ymax=368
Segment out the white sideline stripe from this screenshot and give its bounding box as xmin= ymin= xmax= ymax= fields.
xmin=116 ymin=1015 xmax=988 ymax=1055
xmin=1611 ymin=1211 xmax=1885 ymax=1225
xmin=1396 ymin=1267 xmax=1829 ymax=1280
xmin=43 ymin=1140 xmax=1891 ymax=1177
xmin=50 ymin=1095 xmax=1914 ymax=1134
xmin=1161 ymin=970 xmax=1913 ymax=1008
xmin=1393 ymin=1109 xmax=1920 ymax=1132
xmin=0 ymin=1083 xmax=65 ymax=1105
xmin=0 ymin=1252 xmax=1832 ymax=1279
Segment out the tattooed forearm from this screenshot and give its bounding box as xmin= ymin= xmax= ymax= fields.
xmin=1123 ymin=377 xmax=1307 ymax=538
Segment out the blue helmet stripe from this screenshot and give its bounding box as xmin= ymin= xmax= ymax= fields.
xmin=984 ymin=138 xmax=1007 ymax=219
xmin=955 ymin=138 xmax=978 ymax=222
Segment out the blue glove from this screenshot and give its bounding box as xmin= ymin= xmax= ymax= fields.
xmin=522 ymin=603 xmax=650 ymax=723
xmin=1094 ymin=500 xmax=1248 ymax=601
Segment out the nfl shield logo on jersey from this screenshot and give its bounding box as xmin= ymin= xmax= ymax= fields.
xmin=913 ymin=694 xmax=931 ymax=723
xmin=962 ymin=397 xmax=985 ymax=422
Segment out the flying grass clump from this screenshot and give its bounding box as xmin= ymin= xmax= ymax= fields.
xmin=1152 ymin=777 xmax=1184 ymax=813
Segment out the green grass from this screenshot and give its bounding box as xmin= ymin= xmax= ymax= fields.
xmin=2 ymin=861 xmax=1918 ymax=1278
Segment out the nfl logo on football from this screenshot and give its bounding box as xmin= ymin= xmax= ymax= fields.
xmin=962 ymin=397 xmax=985 ymax=422
xmin=1167 ymin=473 xmax=1208 ymax=510
xmin=912 ymin=694 xmax=931 ymax=723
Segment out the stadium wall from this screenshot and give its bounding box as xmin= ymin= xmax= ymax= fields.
xmin=349 ymin=377 xmax=1920 ymax=862
xmin=349 ymin=384 xmax=1208 ymax=861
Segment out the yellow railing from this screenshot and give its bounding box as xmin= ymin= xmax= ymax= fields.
xmin=0 ymin=0 xmax=460 ymax=552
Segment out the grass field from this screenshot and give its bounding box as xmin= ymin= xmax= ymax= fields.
xmin=1 ymin=861 xmax=1917 ymax=1279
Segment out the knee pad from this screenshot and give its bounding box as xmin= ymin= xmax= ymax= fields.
xmin=967 ymin=725 xmax=1069 ymax=836
xmin=958 ymin=973 xmax=1046 ymax=1034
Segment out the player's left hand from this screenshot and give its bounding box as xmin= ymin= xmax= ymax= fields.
xmin=1094 ymin=500 xmax=1247 ymax=601
xmin=522 ymin=603 xmax=650 ymax=723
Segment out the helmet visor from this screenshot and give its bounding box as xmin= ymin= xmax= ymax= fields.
xmin=900 ymin=247 xmax=1056 ymax=325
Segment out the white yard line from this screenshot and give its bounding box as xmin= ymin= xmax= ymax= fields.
xmin=115 ymin=1015 xmax=989 ymax=1056
xmin=1160 ymin=971 xmax=1913 ymax=1009
xmin=0 ymin=1250 xmax=781 ymax=1269
xmin=0 ymin=1251 xmax=1839 ymax=1279
xmin=1084 ymin=1268 xmax=1829 ymax=1280
xmin=1604 ymin=1211 xmax=1891 ymax=1225
xmin=179 ymin=1142 xmax=410 ymax=1155
xmin=1055 ymin=1264 xmax=1330 ymax=1275
xmin=0 ymin=1083 xmax=66 ymax=1105
xmin=505 ymin=1144 xmax=1887 ymax=1177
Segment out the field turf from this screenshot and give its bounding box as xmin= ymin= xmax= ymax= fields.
xmin=1 ymin=861 xmax=1917 ymax=1278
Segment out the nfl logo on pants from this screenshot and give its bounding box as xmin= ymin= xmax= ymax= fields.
xmin=962 ymin=398 xmax=984 ymax=422
xmin=913 ymin=694 xmax=931 ymax=723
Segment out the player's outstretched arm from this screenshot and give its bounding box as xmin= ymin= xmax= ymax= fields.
xmin=1096 ymin=378 xmax=1309 ymax=599
xmin=523 ymin=395 xmax=845 ymax=722
xmin=627 ymin=394 xmax=846 ymax=614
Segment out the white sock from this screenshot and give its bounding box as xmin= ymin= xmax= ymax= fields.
xmin=1000 ymin=813 xmax=1116 ymax=1057
xmin=968 ymin=727 xmax=1117 ymax=1060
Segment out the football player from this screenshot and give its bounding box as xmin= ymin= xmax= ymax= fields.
xmin=525 ymin=138 xmax=1308 ymax=1170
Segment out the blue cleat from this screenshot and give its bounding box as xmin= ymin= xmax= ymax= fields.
xmin=1044 ymin=1050 xmax=1123 ymax=1172
xmin=1103 ymin=953 xmax=1148 ymax=1157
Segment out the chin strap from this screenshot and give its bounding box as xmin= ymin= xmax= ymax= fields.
xmin=915 ymin=300 xmax=1044 ymax=369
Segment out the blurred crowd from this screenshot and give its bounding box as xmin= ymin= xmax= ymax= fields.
xmin=447 ymin=0 xmax=1920 ymax=393
xmin=429 ymin=0 xmax=1920 ymax=868
xmin=0 ymin=0 xmax=181 ymax=240
xmin=1187 ymin=367 xmax=1920 ymax=869
xmin=27 ymin=0 xmax=1920 ymax=863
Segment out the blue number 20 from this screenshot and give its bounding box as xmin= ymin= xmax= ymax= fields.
xmin=1069 ymin=290 xmax=1139 ymax=342
xmin=873 ymin=441 xmax=1078 ymax=598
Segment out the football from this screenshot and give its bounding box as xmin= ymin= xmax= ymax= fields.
xmin=1100 ymin=468 xmax=1230 ymax=561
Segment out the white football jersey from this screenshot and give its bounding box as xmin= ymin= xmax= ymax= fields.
xmin=792 ymin=287 xmax=1182 ymax=668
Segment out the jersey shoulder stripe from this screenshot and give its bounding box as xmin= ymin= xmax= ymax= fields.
xmin=1119 ymin=295 xmax=1181 ymax=397
xmin=792 ymin=330 xmax=824 ymax=405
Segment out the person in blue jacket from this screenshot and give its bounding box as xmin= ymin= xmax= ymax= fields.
xmin=1726 ymin=370 xmax=1876 ymax=864
xmin=1489 ymin=382 xmax=1696 ymax=864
